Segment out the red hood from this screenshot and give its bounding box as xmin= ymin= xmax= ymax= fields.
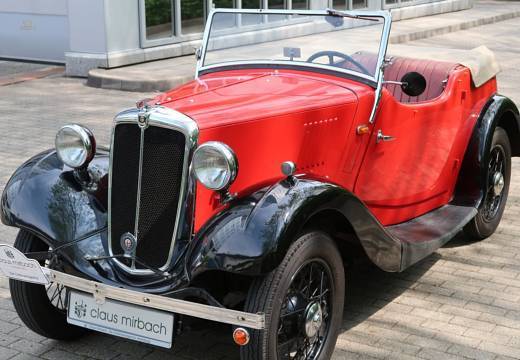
xmin=155 ymin=69 xmax=362 ymax=130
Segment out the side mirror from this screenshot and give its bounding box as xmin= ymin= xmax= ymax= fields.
xmin=401 ymin=72 xmax=426 ymax=97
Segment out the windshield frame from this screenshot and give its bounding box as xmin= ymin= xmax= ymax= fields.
xmin=196 ymin=8 xmax=392 ymax=87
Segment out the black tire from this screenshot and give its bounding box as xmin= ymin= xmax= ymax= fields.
xmin=463 ymin=126 xmax=511 ymax=240
xmin=240 ymin=231 xmax=345 ymax=360
xmin=9 ymin=230 xmax=86 ymax=340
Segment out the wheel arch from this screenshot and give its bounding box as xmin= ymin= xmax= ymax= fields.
xmin=453 ymin=94 xmax=520 ymax=208
xmin=497 ymin=108 xmax=520 ymax=156
xmin=300 ymin=209 xmax=368 ymax=264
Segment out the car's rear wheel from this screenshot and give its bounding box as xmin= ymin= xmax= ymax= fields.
xmin=9 ymin=229 xmax=86 ymax=340
xmin=240 ymin=231 xmax=345 ymax=360
xmin=463 ymin=126 xmax=511 ymax=240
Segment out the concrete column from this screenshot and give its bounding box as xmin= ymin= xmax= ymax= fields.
xmin=65 ymin=0 xmax=141 ymax=76
xmin=65 ymin=0 xmax=108 ymax=76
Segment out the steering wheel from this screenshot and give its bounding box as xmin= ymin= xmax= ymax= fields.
xmin=307 ymin=51 xmax=371 ymax=76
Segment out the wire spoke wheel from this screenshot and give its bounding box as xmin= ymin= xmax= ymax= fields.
xmin=277 ymin=259 xmax=334 ymax=360
xmin=45 ymin=283 xmax=67 ymax=311
xmin=43 ymin=250 xmax=68 ymax=312
xmin=463 ymin=127 xmax=511 ymax=241
xmin=483 ymin=146 xmax=506 ymax=222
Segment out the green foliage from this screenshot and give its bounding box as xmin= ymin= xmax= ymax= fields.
xmin=181 ymin=0 xmax=204 ymax=19
xmin=145 ymin=0 xmax=172 ymax=27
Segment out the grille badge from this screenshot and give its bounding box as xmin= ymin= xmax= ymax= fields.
xmin=137 ymin=112 xmax=149 ymax=129
xmin=120 ymin=232 xmax=137 ymax=255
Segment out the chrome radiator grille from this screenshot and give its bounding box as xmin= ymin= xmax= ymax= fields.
xmin=109 ymin=107 xmax=198 ymax=274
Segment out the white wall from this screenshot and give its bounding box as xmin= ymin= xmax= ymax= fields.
xmin=0 ymin=0 xmax=67 ymax=16
xmin=0 ymin=0 xmax=69 ymax=62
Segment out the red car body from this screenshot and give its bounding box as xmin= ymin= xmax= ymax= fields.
xmin=156 ymin=66 xmax=496 ymax=230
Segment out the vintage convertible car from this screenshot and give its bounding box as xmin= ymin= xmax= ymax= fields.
xmin=1 ymin=8 xmax=519 ymax=360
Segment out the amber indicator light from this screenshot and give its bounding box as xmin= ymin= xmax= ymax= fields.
xmin=233 ymin=327 xmax=250 ymax=346
xmin=356 ymin=124 xmax=370 ymax=135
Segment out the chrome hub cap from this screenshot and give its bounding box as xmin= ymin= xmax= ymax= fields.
xmin=483 ymin=146 xmax=507 ymax=222
xmin=304 ymin=302 xmax=323 ymax=338
xmin=492 ymin=171 xmax=505 ymax=197
xmin=278 ymin=260 xmax=333 ymax=359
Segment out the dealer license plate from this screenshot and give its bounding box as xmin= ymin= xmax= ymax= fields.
xmin=0 ymin=244 xmax=49 ymax=285
xmin=67 ymin=291 xmax=174 ymax=348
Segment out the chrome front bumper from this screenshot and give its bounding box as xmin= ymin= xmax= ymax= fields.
xmin=43 ymin=268 xmax=265 ymax=330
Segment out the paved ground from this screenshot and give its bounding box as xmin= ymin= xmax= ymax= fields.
xmin=1 ymin=13 xmax=520 ymax=360
xmin=0 ymin=61 xmax=51 ymax=77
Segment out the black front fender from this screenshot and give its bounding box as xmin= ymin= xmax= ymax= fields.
xmin=1 ymin=149 xmax=109 ymax=250
xmin=187 ymin=178 xmax=403 ymax=278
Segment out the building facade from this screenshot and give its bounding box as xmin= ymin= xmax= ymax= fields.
xmin=0 ymin=0 xmax=473 ymax=76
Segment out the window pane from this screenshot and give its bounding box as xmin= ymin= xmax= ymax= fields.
xmin=352 ymin=0 xmax=366 ymax=8
xmin=205 ymin=12 xmax=385 ymax=78
xmin=242 ymin=0 xmax=262 ymax=7
xmin=213 ymin=0 xmax=235 ymax=7
xmin=145 ymin=0 xmax=173 ymax=40
xmin=268 ymin=0 xmax=286 ymax=9
xmin=291 ymin=0 xmax=308 ymax=9
xmin=182 ymin=0 xmax=205 ymax=34
xmin=332 ymin=0 xmax=347 ymax=10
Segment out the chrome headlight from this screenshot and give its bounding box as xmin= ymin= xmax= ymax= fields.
xmin=193 ymin=141 xmax=238 ymax=191
xmin=55 ymin=124 xmax=96 ymax=169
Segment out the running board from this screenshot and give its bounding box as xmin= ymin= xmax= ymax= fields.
xmin=385 ymin=205 xmax=477 ymax=271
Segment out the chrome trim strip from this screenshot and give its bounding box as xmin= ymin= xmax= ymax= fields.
xmin=201 ymin=60 xmax=376 ymax=83
xmin=44 ymin=268 xmax=265 ymax=329
xmin=132 ymin=128 xmax=145 ymax=270
xmin=108 ymin=106 xmax=200 ymax=275
xmin=369 ymin=68 xmax=384 ymax=124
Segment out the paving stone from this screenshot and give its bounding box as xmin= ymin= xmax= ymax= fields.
xmin=421 ymin=319 xmax=468 ymax=336
xmin=376 ymin=338 xmax=421 ymax=355
xmin=41 ymin=350 xmax=84 ymax=360
xmin=447 ymin=344 xmax=496 ymax=360
xmin=74 ymin=344 xmax=119 ymax=360
xmin=464 ymin=328 xmax=511 ymax=345
xmin=416 ymin=347 xmax=468 ymax=360
xmin=9 ymin=339 xmax=54 ymax=356
xmin=9 ymin=353 xmax=43 ymax=360
xmin=0 ymin=321 xmax=19 ymax=335
xmin=478 ymin=341 xmax=520 ymax=359
xmin=10 ymin=327 xmax=48 ymax=343
xmin=439 ymin=304 xmax=482 ymax=319
xmin=404 ymin=334 xmax=451 ymax=352
xmin=449 ymin=316 xmax=496 ymax=332
xmin=0 ymin=333 xmax=20 ymax=347
xmin=464 ymin=301 xmax=508 ymax=316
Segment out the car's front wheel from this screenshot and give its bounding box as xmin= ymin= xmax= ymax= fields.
xmin=464 ymin=126 xmax=512 ymax=240
xmin=241 ymin=231 xmax=345 ymax=360
xmin=9 ymin=229 xmax=86 ymax=340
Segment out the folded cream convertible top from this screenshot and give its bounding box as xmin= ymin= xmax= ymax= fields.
xmin=389 ymin=45 xmax=500 ymax=87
